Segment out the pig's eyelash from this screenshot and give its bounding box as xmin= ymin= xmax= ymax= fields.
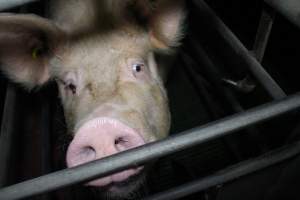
xmin=55 ymin=78 xmax=77 ymax=94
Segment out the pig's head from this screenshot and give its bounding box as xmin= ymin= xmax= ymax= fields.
xmin=0 ymin=0 xmax=185 ymax=197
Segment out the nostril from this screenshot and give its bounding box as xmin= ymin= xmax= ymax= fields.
xmin=114 ymin=137 xmax=127 ymax=145
xmin=77 ymin=146 xmax=96 ymax=164
xmin=81 ymin=146 xmax=96 ymax=156
xmin=114 ymin=134 xmax=145 ymax=152
xmin=66 ymin=145 xmax=97 ymax=167
xmin=114 ymin=137 xmax=129 ymax=151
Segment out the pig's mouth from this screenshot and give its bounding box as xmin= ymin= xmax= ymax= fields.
xmin=86 ymin=166 xmax=144 ymax=188
xmin=88 ymin=168 xmax=146 ymax=192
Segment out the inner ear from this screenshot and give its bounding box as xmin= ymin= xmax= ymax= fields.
xmin=0 ymin=14 xmax=65 ymax=89
xmin=28 ymin=33 xmax=51 ymax=59
xmin=124 ymin=0 xmax=186 ymax=51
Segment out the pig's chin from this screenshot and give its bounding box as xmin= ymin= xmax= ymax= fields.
xmin=86 ymin=166 xmax=144 ymax=187
xmin=88 ymin=169 xmax=146 ymax=199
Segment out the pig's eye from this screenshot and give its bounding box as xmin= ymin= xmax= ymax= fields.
xmin=132 ymin=63 xmax=145 ymax=77
xmin=66 ymin=83 xmax=77 ymax=94
xmin=57 ymin=79 xmax=77 ymax=95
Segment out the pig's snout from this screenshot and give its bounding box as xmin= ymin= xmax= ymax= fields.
xmin=66 ymin=117 xmax=145 ymax=187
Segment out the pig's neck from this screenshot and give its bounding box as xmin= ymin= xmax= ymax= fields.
xmin=49 ymin=0 xmax=120 ymax=35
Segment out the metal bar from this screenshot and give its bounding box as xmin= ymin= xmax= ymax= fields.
xmin=0 ymin=0 xmax=37 ymax=10
xmin=180 ymin=51 xmax=244 ymax=160
xmin=253 ymin=5 xmax=276 ymax=62
xmin=144 ymin=140 xmax=300 ymax=200
xmin=40 ymin=97 xmax=52 ymax=200
xmin=186 ymin=40 xmax=268 ymax=153
xmin=1 ymin=93 xmax=300 ymax=199
xmin=192 ymin=0 xmax=286 ymax=100
xmin=0 ymin=84 xmax=17 ymax=187
xmin=265 ymin=0 xmax=300 ymax=29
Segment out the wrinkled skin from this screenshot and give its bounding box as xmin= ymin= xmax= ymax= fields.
xmin=0 ymin=0 xmax=185 ymax=198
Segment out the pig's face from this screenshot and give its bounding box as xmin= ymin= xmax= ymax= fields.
xmin=0 ymin=0 xmax=185 ymax=197
xmin=53 ymin=30 xmax=171 ymax=191
xmin=53 ymin=30 xmax=170 ymax=142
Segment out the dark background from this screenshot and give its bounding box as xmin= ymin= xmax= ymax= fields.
xmin=0 ymin=0 xmax=300 ymax=199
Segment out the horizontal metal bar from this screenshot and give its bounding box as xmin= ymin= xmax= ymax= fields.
xmin=144 ymin=140 xmax=300 ymax=200
xmin=1 ymin=93 xmax=300 ymax=200
xmin=0 ymin=0 xmax=37 ymax=10
xmin=192 ymin=0 xmax=286 ymax=100
xmin=265 ymin=0 xmax=300 ymax=29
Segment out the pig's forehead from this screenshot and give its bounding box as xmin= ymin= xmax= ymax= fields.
xmin=66 ymin=30 xmax=151 ymax=61
xmin=51 ymin=29 xmax=152 ymax=79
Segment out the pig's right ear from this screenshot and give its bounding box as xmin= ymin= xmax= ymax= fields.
xmin=0 ymin=14 xmax=64 ymax=89
xmin=146 ymin=0 xmax=186 ymax=52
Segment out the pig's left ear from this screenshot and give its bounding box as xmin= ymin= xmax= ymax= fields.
xmin=147 ymin=0 xmax=186 ymax=52
xmin=0 ymin=14 xmax=64 ymax=89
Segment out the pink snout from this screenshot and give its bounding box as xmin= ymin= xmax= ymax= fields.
xmin=66 ymin=117 xmax=145 ymax=187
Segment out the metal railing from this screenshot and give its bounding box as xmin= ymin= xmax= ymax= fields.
xmin=144 ymin=140 xmax=300 ymax=200
xmin=193 ymin=0 xmax=286 ymax=100
xmin=0 ymin=0 xmax=300 ymax=199
xmin=1 ymin=92 xmax=300 ymax=199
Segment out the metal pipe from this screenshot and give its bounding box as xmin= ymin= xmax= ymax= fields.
xmin=0 ymin=84 xmax=17 ymax=187
xmin=192 ymin=0 xmax=286 ymax=100
xmin=253 ymin=5 xmax=276 ymax=62
xmin=265 ymin=0 xmax=300 ymax=29
xmin=1 ymin=93 xmax=300 ymax=199
xmin=0 ymin=0 xmax=37 ymax=10
xmin=180 ymin=51 xmax=245 ymax=160
xmin=186 ymin=40 xmax=268 ymax=153
xmin=40 ymin=97 xmax=52 ymax=200
xmin=144 ymin=140 xmax=300 ymax=200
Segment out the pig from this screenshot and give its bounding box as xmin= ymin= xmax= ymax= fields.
xmin=0 ymin=0 xmax=185 ymax=198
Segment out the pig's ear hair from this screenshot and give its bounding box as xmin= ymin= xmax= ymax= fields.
xmin=0 ymin=14 xmax=64 ymax=90
xmin=146 ymin=0 xmax=186 ymax=52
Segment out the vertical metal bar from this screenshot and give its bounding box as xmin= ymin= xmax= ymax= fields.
xmin=186 ymin=40 xmax=268 ymax=153
xmin=253 ymin=5 xmax=276 ymax=62
xmin=192 ymin=0 xmax=286 ymax=100
xmin=40 ymin=97 xmax=52 ymax=200
xmin=0 ymin=84 xmax=17 ymax=187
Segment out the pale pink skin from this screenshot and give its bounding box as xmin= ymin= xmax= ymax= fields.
xmin=66 ymin=117 xmax=145 ymax=187
xmin=0 ymin=0 xmax=185 ymax=195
